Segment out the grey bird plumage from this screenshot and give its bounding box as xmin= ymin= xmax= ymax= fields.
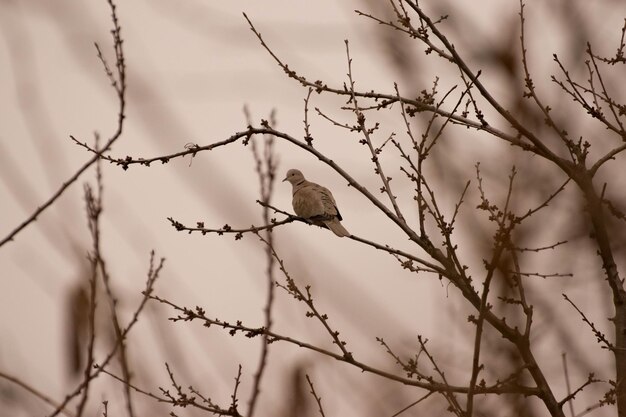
xmin=283 ymin=169 xmax=350 ymax=237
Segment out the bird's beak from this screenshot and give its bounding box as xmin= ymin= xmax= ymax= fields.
xmin=282 ymin=176 xmax=288 ymax=182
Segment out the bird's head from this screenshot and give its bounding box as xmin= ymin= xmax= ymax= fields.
xmin=283 ymin=169 xmax=305 ymax=185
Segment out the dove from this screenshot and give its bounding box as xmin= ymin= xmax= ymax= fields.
xmin=283 ymin=169 xmax=350 ymax=237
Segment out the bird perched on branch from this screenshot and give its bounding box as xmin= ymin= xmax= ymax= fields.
xmin=283 ymin=169 xmax=350 ymax=237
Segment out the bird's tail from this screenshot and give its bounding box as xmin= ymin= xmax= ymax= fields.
xmin=324 ymin=219 xmax=351 ymax=237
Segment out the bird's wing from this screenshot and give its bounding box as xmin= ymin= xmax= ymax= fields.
xmin=292 ymin=180 xmax=349 ymax=237
xmin=293 ymin=182 xmax=342 ymax=219
xmin=315 ymin=184 xmax=341 ymax=219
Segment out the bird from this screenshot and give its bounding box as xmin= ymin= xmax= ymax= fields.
xmin=283 ymin=168 xmax=350 ymax=237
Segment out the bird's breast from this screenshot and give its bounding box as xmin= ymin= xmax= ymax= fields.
xmin=293 ymin=188 xmax=324 ymax=218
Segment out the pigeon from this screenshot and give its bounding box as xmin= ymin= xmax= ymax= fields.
xmin=283 ymin=169 xmax=350 ymax=237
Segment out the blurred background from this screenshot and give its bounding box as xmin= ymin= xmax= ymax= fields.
xmin=1 ymin=0 xmax=625 ymax=415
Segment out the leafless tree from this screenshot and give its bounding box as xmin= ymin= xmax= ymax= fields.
xmin=1 ymin=0 xmax=625 ymax=416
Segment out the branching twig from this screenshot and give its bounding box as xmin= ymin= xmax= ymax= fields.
xmin=417 ymin=336 xmax=464 ymax=415
xmin=259 ymin=233 xmax=353 ymax=360
xmin=149 ymin=294 xmax=539 ymax=396
xmin=344 ymin=40 xmax=406 ymax=225
xmin=241 ymin=12 xmax=539 ymax=154
xmin=98 ymin=364 xmax=241 ymax=416
xmin=558 ymin=373 xmax=602 ymax=409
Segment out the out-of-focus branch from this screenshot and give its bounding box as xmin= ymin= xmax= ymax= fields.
xmin=49 ymin=251 xmax=164 ymax=417
xmin=0 ymin=0 xmax=127 ymax=248
xmin=0 ymin=371 xmax=75 ymax=417
xmin=76 ymin=140 xmax=103 ymax=416
xmin=81 ymin=139 xmax=135 ymax=417
xmin=246 ymin=109 xmax=277 ymax=417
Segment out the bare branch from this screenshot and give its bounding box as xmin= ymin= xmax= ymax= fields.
xmin=98 ymin=364 xmax=241 ymax=416
xmin=305 ymin=375 xmax=326 ymax=417
xmin=148 ymin=293 xmax=539 ymax=396
xmin=562 ymin=294 xmax=614 ymax=351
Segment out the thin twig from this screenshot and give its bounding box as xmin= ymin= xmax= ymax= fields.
xmin=562 ymin=294 xmax=613 ymax=350
xmin=562 ymin=353 xmax=576 ymax=417
xmin=345 ymin=40 xmax=406 ymax=225
xmin=305 ymin=374 xmax=326 ymax=417
xmin=261 ymin=234 xmax=353 ymax=360
xmin=390 ymin=391 xmax=434 ymax=417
